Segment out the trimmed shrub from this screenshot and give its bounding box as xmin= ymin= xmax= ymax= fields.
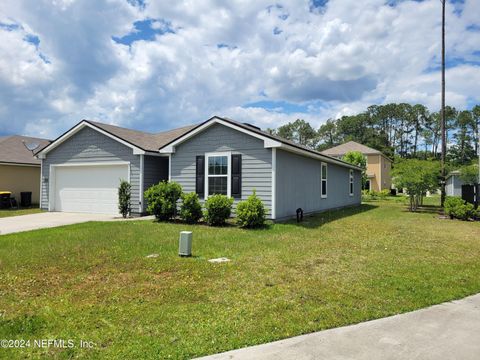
xmin=180 ymin=192 xmax=203 ymax=224
xmin=236 ymin=191 xmax=266 ymax=228
xmin=204 ymin=194 xmax=234 ymax=226
xmin=444 ymin=196 xmax=475 ymax=221
xmin=118 ymin=180 xmax=131 ymax=218
xmin=144 ymin=181 xmax=182 ymax=221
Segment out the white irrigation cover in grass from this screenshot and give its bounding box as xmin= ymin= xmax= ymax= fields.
xmin=208 ymin=257 xmax=230 ymax=263
xmin=146 ymin=254 xmax=159 ymax=258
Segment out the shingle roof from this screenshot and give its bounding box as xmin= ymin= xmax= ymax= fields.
xmin=164 ymin=116 xmax=361 ymax=170
xmin=0 ymin=135 xmax=51 ymax=165
xmin=321 ymin=141 xmax=383 ymax=156
xmin=85 ymin=120 xmax=197 ymax=152
xmin=36 ymin=116 xmax=361 ymax=170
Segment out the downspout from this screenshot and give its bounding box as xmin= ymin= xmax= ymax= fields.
xmin=139 ymin=154 xmax=144 ymax=214
xmin=271 ymin=148 xmax=276 ymax=220
xmin=168 ymin=154 xmax=172 ymax=181
xmin=39 ymin=160 xmax=42 ymax=209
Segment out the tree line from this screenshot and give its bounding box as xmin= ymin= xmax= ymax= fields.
xmin=268 ymin=103 xmax=480 ymax=167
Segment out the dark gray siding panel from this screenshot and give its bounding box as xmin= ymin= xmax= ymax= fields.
xmin=40 ymin=126 xmax=141 ymax=213
xmin=275 ymin=149 xmax=361 ymax=219
xmin=170 ymin=123 xmax=273 ymax=216
xmin=143 ymin=156 xmax=169 ymax=212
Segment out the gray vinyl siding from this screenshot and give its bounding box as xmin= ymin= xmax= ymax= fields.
xmin=142 ymin=156 xmax=169 ymax=212
xmin=446 ymin=175 xmax=463 ymax=197
xmin=275 ymin=149 xmax=361 ymax=219
xmin=170 ymin=123 xmax=273 ymax=216
xmin=40 ymin=126 xmax=141 ymax=214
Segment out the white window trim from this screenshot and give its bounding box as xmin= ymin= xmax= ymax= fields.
xmin=349 ymin=169 xmax=354 ymax=196
xmin=321 ymin=162 xmax=328 ymax=198
xmin=205 ymin=152 xmax=231 ymax=198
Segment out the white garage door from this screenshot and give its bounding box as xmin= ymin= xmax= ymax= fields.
xmin=54 ymin=164 xmax=129 ymax=215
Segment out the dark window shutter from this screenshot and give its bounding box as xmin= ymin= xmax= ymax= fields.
xmin=231 ymin=154 xmax=242 ymax=199
xmin=196 ymin=156 xmax=205 ymax=198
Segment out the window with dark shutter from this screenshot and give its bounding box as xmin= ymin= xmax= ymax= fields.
xmin=231 ymin=154 xmax=242 ymax=199
xmin=196 ymin=155 xmax=205 ymax=198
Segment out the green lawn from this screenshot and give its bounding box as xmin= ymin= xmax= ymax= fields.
xmin=0 ymin=207 xmax=43 ymax=218
xmin=1 ymin=198 xmax=479 ymax=359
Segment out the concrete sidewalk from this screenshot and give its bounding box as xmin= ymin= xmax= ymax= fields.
xmin=0 ymin=212 xmax=154 ymax=235
xmin=198 ymin=294 xmax=480 ymax=360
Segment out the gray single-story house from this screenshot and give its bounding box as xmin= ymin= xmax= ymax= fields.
xmin=36 ymin=116 xmax=362 ymax=220
xmin=446 ymin=170 xmax=464 ymax=197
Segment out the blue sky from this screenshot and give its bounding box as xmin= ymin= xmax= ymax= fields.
xmin=0 ymin=0 xmax=479 ymax=138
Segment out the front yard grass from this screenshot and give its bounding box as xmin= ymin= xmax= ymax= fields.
xmin=0 ymin=207 xmax=43 ymax=218
xmin=0 ymin=198 xmax=479 ymax=359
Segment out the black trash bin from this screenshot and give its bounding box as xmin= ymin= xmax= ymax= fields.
xmin=20 ymin=192 xmax=32 ymax=207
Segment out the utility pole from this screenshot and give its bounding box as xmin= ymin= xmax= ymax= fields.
xmin=440 ymin=0 xmax=447 ymax=208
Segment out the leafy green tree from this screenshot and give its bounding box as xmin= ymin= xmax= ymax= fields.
xmin=272 ymin=103 xmax=480 ymax=164
xmin=316 ymin=119 xmax=338 ymax=150
xmin=449 ymin=110 xmax=475 ymax=165
xmin=342 ymin=151 xmax=367 ymax=186
xmin=392 ymin=159 xmax=440 ymax=211
xmin=472 ymin=105 xmax=480 ymax=155
xmin=276 ymin=119 xmax=318 ymax=148
xmin=459 ymin=164 xmax=479 ymax=185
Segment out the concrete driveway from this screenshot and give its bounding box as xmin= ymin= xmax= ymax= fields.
xmin=198 ymin=294 xmax=480 ymax=360
xmin=0 ymin=212 xmax=134 ymax=235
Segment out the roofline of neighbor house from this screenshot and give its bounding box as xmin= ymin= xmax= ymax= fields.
xmin=0 ymin=161 xmax=40 ymax=167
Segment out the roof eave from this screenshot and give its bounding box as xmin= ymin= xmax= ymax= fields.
xmin=36 ymin=120 xmax=146 ymax=158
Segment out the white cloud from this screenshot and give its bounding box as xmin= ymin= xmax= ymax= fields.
xmin=0 ymin=0 xmax=478 ymax=138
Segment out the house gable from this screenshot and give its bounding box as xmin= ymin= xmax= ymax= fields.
xmin=170 ymin=122 xmax=273 ymax=216
xmin=160 ymin=116 xmax=281 ymax=154
xmin=37 ymin=121 xmax=145 ymax=159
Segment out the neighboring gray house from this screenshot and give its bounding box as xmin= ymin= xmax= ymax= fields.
xmin=36 ymin=116 xmax=362 ymax=220
xmin=446 ymin=170 xmax=464 ymax=197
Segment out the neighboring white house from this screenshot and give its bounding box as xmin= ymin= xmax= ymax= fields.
xmin=445 ymin=170 xmax=464 ymax=197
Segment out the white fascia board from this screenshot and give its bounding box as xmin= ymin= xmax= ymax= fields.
xmin=159 ymin=117 xmax=281 ymax=154
xmin=278 ymin=143 xmax=362 ymax=171
xmin=37 ymin=121 xmax=145 ymax=157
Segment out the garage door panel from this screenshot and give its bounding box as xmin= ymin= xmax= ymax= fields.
xmin=54 ymin=164 xmax=128 ymax=215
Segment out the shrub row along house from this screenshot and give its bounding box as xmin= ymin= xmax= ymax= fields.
xmin=36 ymin=116 xmax=362 ymax=220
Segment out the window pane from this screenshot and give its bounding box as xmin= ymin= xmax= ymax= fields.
xmin=322 ymin=180 xmax=327 ymax=195
xmin=208 ymin=176 xmax=227 ymax=195
xmin=208 ymin=157 xmax=215 ymax=174
xmin=221 ymin=156 xmax=227 ymax=174
xmin=350 ymin=182 xmax=353 ymax=194
xmin=208 ymin=156 xmax=228 ymax=175
xmin=322 ymin=164 xmax=327 ymax=179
